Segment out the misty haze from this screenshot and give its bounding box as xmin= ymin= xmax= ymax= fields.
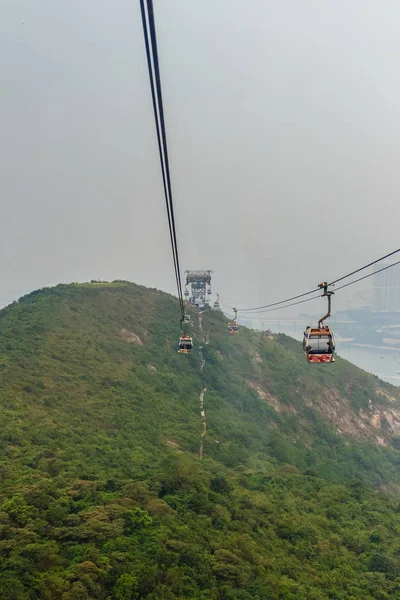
xmin=2 ymin=0 xmax=400 ymax=309
xmin=2 ymin=1 xmax=400 ymax=598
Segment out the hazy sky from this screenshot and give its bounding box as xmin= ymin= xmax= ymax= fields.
xmin=1 ymin=0 xmax=400 ymax=319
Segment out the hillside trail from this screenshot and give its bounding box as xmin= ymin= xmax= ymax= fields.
xmin=199 ymin=385 xmax=207 ymax=460
xmin=198 ymin=311 xmax=208 ymax=460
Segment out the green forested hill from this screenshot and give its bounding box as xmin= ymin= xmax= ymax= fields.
xmin=1 ymin=282 xmax=400 ymax=599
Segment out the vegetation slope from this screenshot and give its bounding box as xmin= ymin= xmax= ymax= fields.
xmin=1 ymin=282 xmax=400 ymax=599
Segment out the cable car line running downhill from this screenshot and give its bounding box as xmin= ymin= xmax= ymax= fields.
xmin=226 ymin=251 xmax=400 ymax=364
xmin=139 ymin=1 xmax=399 ymax=364
xmin=232 ymin=257 xmax=400 ymax=319
xmin=139 ymin=0 xmax=192 ymax=354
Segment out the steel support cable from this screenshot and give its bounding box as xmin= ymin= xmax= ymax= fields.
xmin=237 ymin=247 xmax=400 ymax=313
xmin=238 ymin=259 xmax=400 ymax=316
xmin=237 ymin=287 xmax=320 ymax=312
xmin=328 ymin=248 xmax=400 ymax=287
xmin=141 ymin=2 xmax=399 ymax=324
xmin=334 ymin=258 xmax=400 ymax=292
xmin=239 ymin=294 xmax=322 ymax=315
xmin=140 ymin=0 xmax=185 ymax=320
xmin=140 ymin=0 xmax=183 ymax=317
xmin=145 ymin=0 xmax=185 ymax=314
xmin=139 ymin=0 xmax=177 ymax=275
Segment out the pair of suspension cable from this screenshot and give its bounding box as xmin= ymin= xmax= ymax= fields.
xmin=140 ymin=3 xmax=400 ymax=325
xmin=140 ymin=0 xmax=185 ymax=323
xmin=235 ymin=249 xmax=400 ymax=315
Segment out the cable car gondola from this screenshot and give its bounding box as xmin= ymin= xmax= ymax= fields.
xmin=303 ymin=283 xmax=335 ymax=364
xmin=303 ymin=326 xmax=335 ymax=363
xmin=228 ymin=321 xmax=238 ymax=334
xmin=178 ymin=335 xmax=193 ymax=353
xmin=228 ymin=307 xmax=239 ymax=335
xmin=178 ymin=316 xmax=193 ymax=354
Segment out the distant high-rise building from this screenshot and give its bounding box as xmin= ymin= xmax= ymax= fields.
xmin=372 ymin=263 xmax=400 ymax=312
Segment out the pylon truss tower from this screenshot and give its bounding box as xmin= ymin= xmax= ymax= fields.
xmin=184 ymin=270 xmax=212 ymax=308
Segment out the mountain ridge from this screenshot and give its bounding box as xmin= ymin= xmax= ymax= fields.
xmin=1 ymin=281 xmax=400 ymax=598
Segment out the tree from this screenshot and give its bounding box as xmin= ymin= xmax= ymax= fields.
xmin=113 ymin=574 xmax=139 ymax=600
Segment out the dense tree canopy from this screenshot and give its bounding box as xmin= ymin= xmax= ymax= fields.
xmin=0 ymin=282 xmax=400 ymax=598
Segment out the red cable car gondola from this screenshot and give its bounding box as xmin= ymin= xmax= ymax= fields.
xmin=303 ymin=283 xmax=335 ymax=364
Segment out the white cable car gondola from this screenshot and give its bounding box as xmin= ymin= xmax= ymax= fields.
xmin=303 ymin=326 xmax=335 ymax=363
xmin=303 ymin=283 xmax=335 ymax=364
xmin=178 ymin=335 xmax=193 ymax=354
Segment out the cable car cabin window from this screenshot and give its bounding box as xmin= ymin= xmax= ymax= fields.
xmin=307 ymin=335 xmax=333 ymax=354
xmin=179 ymin=336 xmax=193 ymax=350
